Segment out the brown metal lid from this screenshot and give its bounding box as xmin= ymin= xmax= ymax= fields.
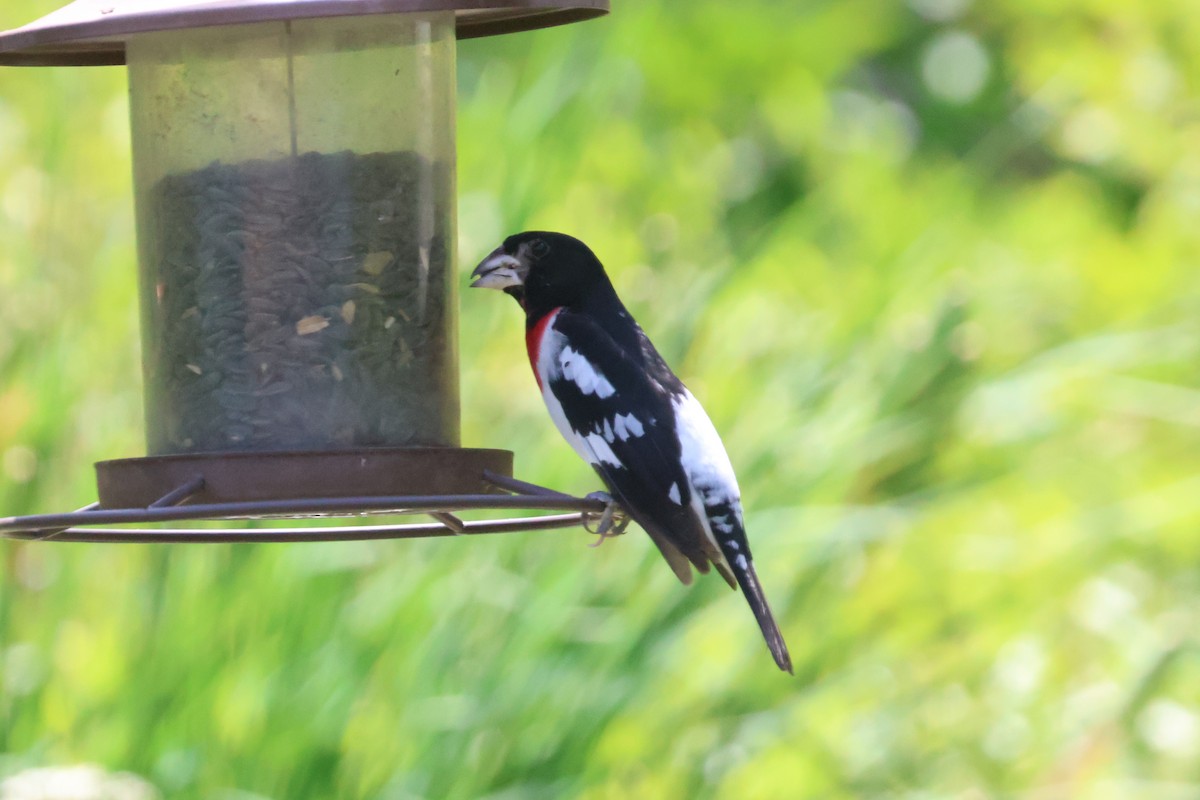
xmin=0 ymin=0 xmax=609 ymax=66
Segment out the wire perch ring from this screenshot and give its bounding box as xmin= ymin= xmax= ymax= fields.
xmin=0 ymin=471 xmax=626 ymax=544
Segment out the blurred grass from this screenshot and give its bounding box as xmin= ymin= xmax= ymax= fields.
xmin=3 ymin=0 xmax=1200 ymax=797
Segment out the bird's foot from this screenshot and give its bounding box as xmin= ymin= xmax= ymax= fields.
xmin=584 ymin=491 xmax=630 ymax=546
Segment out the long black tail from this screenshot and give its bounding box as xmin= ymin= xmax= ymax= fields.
xmin=731 ymin=556 xmax=792 ymax=674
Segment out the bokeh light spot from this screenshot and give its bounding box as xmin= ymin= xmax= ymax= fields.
xmin=922 ymin=30 xmax=991 ymax=104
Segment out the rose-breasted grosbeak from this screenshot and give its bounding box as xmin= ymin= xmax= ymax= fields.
xmin=471 ymin=231 xmax=792 ymax=673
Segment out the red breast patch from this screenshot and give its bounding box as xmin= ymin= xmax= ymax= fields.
xmin=526 ymin=307 xmax=563 ymax=390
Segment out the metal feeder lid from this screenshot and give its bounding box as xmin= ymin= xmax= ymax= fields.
xmin=0 ymin=0 xmax=609 ymax=66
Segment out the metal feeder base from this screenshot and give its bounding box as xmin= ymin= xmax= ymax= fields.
xmin=0 ymin=465 xmax=617 ymax=544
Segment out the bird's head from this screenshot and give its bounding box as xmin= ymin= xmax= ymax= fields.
xmin=470 ymin=231 xmax=611 ymax=315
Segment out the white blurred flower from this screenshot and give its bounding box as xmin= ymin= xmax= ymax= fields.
xmin=1059 ymin=105 xmax=1120 ymax=164
xmin=1139 ymin=700 xmax=1200 ymax=757
xmin=922 ymin=30 xmax=991 ymax=104
xmin=0 ymin=765 xmax=159 ymax=800
xmin=909 ymin=0 xmax=973 ymax=22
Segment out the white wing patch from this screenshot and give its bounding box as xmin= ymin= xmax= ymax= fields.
xmin=531 ymin=318 xmax=654 ymax=475
xmin=584 ymin=432 xmax=621 ymax=467
xmin=668 ymin=482 xmax=682 ymax=504
xmin=612 ymin=413 xmax=645 ymax=441
xmin=535 ymin=323 xmax=623 ymax=469
xmin=559 ymin=347 xmax=616 ymax=399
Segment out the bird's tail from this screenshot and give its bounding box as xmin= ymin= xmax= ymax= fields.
xmin=730 ymin=557 xmax=793 ymax=674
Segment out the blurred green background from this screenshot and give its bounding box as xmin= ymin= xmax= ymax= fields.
xmin=3 ymin=0 xmax=1200 ymax=797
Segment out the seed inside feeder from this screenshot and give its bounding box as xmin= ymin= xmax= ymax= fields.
xmin=139 ymin=149 xmax=457 ymax=454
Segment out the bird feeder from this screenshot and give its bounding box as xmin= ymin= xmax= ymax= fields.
xmin=0 ymin=0 xmax=613 ymax=542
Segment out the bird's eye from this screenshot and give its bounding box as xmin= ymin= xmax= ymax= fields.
xmin=529 ymin=238 xmax=551 ymax=259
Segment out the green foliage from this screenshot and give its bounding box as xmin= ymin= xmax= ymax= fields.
xmin=4 ymin=0 xmax=1200 ymax=796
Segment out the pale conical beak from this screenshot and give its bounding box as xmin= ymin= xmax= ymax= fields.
xmin=470 ymin=247 xmax=526 ymax=290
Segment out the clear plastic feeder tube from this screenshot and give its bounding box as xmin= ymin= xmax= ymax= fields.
xmin=128 ymin=13 xmax=458 ymax=455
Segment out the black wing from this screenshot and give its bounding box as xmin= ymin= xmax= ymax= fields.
xmin=550 ymin=310 xmax=793 ymax=671
xmin=548 ymin=310 xmax=726 ymax=584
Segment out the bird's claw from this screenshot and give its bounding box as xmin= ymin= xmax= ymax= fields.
xmin=584 ymin=491 xmax=630 ymax=546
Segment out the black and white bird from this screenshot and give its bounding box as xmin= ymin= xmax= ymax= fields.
xmin=471 ymin=231 xmax=792 ymax=673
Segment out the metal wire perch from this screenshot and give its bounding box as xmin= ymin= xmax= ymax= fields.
xmin=0 ymin=471 xmax=626 ymax=544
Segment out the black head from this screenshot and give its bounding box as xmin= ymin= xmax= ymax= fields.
xmin=470 ymin=231 xmax=615 ymax=318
